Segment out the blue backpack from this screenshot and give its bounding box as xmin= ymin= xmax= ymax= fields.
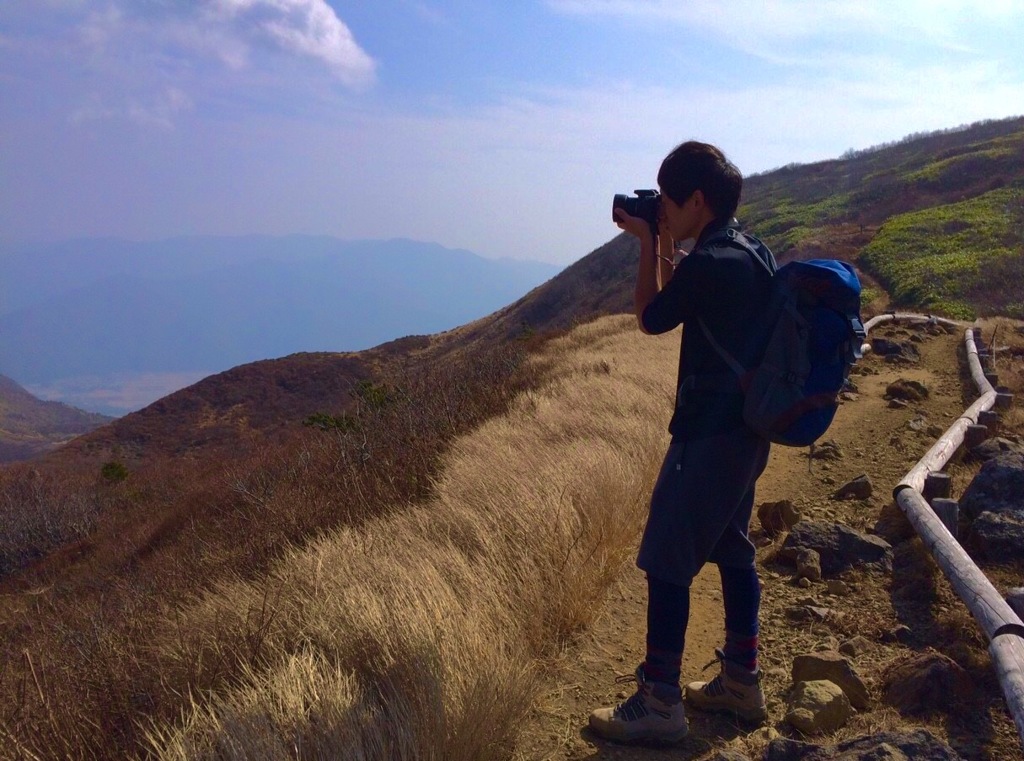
xmin=697 ymin=230 xmax=866 ymax=447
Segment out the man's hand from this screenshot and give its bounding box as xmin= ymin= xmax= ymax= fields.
xmin=613 ymin=208 xmax=655 ymax=247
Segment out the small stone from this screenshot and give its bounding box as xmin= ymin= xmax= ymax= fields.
xmin=882 ymin=624 xmax=914 ymax=644
xmin=797 ymin=577 xmax=813 ymax=588
xmin=796 ymin=548 xmax=823 ymax=582
xmin=811 ymin=440 xmax=843 ymax=460
xmin=785 ymin=679 xmax=853 ymax=734
xmin=792 ymin=651 xmax=871 ymax=709
xmin=886 ymin=378 xmax=929 ymax=401
xmin=827 ymin=580 xmax=850 ymax=596
xmin=839 ymin=636 xmax=871 ymax=657
xmin=757 ymin=499 xmax=801 ymax=537
xmin=833 ymin=474 xmax=873 ymax=501
xmin=888 ymin=398 xmax=909 ymax=409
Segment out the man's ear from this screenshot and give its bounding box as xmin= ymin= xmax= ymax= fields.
xmin=690 ymin=189 xmax=706 ymax=209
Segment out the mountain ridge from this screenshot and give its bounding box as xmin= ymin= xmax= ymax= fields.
xmin=0 ymin=374 xmax=110 ymax=462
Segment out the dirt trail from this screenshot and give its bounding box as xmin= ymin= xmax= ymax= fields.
xmin=514 ymin=322 xmax=1023 ymax=761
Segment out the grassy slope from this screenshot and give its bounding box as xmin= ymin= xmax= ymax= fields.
xmin=143 ymin=316 xmax=675 ymax=759
xmin=739 ymin=116 xmax=1024 ymax=319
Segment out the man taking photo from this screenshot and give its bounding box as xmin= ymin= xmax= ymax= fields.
xmin=590 ymin=141 xmax=777 ymax=744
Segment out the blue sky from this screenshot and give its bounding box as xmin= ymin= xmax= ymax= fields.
xmin=3 ymin=1 xmax=1024 ymax=265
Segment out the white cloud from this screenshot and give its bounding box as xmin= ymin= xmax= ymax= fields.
xmin=211 ymin=0 xmax=376 ymax=87
xmin=51 ymin=0 xmax=377 ymax=128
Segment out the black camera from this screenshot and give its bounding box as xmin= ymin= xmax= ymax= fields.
xmin=612 ymin=189 xmax=660 ymax=236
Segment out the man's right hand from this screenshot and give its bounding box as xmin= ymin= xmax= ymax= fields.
xmin=614 ymin=207 xmax=656 ymax=246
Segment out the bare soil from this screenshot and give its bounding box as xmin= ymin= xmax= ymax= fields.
xmin=514 ymin=320 xmax=1024 ymax=761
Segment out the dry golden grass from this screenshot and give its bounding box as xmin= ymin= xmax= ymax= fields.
xmin=142 ymin=315 xmax=680 ymax=759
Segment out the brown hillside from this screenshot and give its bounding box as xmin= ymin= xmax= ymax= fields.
xmin=0 ymin=374 xmax=110 ymax=463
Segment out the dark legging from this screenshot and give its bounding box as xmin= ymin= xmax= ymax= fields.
xmin=644 ymin=565 xmax=760 ymax=686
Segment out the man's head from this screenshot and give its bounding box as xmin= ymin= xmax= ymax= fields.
xmin=657 ymin=141 xmax=742 ymax=241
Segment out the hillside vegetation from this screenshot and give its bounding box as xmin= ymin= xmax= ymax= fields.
xmin=739 ymin=116 xmax=1024 ymax=319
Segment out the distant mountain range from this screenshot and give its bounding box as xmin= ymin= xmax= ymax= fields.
xmin=0 ymin=236 xmax=562 ymax=414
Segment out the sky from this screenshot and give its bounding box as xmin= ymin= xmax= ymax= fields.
xmin=2 ymin=1 xmax=1024 ymax=266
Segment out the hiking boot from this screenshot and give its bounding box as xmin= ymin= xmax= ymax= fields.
xmin=684 ymin=649 xmax=767 ymax=723
xmin=589 ymin=666 xmax=688 ymax=745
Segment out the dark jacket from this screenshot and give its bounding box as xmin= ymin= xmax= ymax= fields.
xmin=640 ymin=219 xmax=775 ymax=440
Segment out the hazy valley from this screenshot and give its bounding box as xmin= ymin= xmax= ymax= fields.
xmin=0 ymin=235 xmax=561 ymax=415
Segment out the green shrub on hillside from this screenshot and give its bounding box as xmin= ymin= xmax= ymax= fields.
xmin=860 ymin=186 xmax=1024 ymax=318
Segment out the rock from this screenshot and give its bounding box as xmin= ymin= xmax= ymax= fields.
xmin=758 ymin=499 xmax=802 ymax=537
xmin=870 ymin=337 xmax=903 ymax=356
xmin=797 ymin=577 xmax=813 ymax=589
xmin=826 ymin=580 xmax=850 ymax=596
xmin=888 ymin=398 xmax=909 ymax=409
xmin=960 ymin=453 xmax=1024 ymax=519
xmin=927 ymin=424 xmax=945 ymax=438
xmin=839 ymin=636 xmax=871 ymax=657
xmin=969 ymin=437 xmax=1024 ymax=462
xmin=908 ymin=416 xmax=927 ymax=431
xmin=833 ymin=474 xmax=872 ymax=500
xmin=795 ymin=549 xmax=823 ymax=582
xmin=810 ymin=440 xmax=843 ymax=460
xmin=968 ymin=509 xmax=1024 ymax=560
xmin=792 ymin=651 xmax=871 ymax=709
xmin=881 ymin=624 xmax=915 ymax=645
xmin=785 ymin=680 xmax=853 ymax=734
xmin=781 ymin=521 xmax=893 ymax=576
xmin=883 ymin=651 xmax=972 ymax=715
xmin=765 ymin=729 xmax=963 ymax=760
xmin=884 ymin=342 xmax=921 ymax=364
xmin=886 ymin=378 xmax=929 ymax=402
xmin=787 ymin=605 xmax=834 ymax=623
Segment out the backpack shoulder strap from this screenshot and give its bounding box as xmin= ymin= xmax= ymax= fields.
xmin=693 ymin=226 xmax=777 ymax=376
xmin=698 ymin=226 xmax=777 ymax=278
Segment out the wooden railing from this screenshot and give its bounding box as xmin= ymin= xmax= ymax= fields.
xmin=864 ymin=312 xmax=1024 ymax=748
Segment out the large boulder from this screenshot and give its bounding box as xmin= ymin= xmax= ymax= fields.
xmin=960 ymin=453 xmax=1024 ymax=560
xmin=968 ymin=509 xmax=1024 ymax=560
xmin=960 ymin=453 xmax=1024 ymax=520
xmin=781 ymin=522 xmax=892 ymax=576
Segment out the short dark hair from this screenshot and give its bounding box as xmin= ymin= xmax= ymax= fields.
xmin=657 ymin=141 xmax=742 ymax=220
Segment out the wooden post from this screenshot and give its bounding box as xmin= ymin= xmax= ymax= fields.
xmin=1008 ymin=589 xmax=1024 ymax=621
xmin=931 ymin=498 xmax=959 ymax=539
xmin=966 ymin=424 xmax=989 ymax=450
xmin=979 ymin=410 xmax=1001 ymax=436
xmin=997 ymin=393 xmax=1015 ymax=411
xmin=924 ymin=472 xmax=951 ymax=503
